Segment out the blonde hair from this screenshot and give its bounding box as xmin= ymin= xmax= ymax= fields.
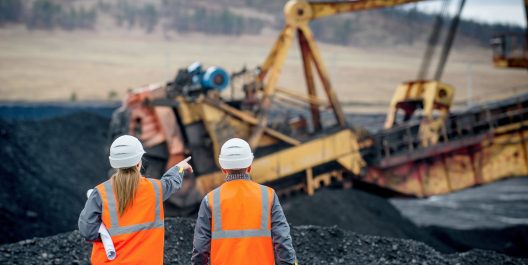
xmin=111 ymin=166 xmax=140 ymax=216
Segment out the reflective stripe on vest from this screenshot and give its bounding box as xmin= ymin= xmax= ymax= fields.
xmin=102 ymin=178 xmax=163 ymax=236
xmin=211 ymin=185 xmax=271 ymax=239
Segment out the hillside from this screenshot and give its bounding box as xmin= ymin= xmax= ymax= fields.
xmin=0 ymin=0 xmax=526 ymax=106
xmin=1 ymin=0 xmax=524 ymax=47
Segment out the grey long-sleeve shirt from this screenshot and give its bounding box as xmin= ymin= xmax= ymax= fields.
xmin=78 ymin=166 xmax=184 ymax=241
xmin=191 ymin=179 xmax=297 ymax=265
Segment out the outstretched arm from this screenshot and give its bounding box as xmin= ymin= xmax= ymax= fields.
xmin=191 ymin=197 xmax=212 ymax=265
xmin=160 ymin=157 xmax=193 ymax=201
xmin=271 ymin=192 xmax=297 ymax=265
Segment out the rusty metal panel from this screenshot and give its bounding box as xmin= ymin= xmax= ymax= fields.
xmin=365 ymin=163 xmax=424 ymax=197
xmin=479 ymin=132 xmax=528 ymax=183
xmin=445 ymin=151 xmax=478 ymax=191
xmin=420 ymin=158 xmax=451 ymax=196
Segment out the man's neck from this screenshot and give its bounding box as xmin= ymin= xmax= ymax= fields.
xmin=225 ymin=173 xmax=251 ymax=182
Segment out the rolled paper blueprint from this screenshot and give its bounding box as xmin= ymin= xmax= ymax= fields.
xmin=98 ymin=223 xmax=116 ymax=260
xmin=87 ymin=189 xmax=117 ymax=260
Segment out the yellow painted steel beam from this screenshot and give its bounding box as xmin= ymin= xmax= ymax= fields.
xmin=283 ymin=0 xmax=422 ymax=26
xmin=249 ymin=26 xmax=296 ymax=149
xmin=276 ymin=87 xmax=330 ymax=107
xmin=196 ymin=129 xmax=365 ymax=194
xmin=309 ymin=0 xmax=422 ymax=20
xmin=261 ymin=26 xmax=296 ymax=96
xmin=298 ymin=24 xmax=347 ymax=128
xmin=259 ymin=26 xmax=295 ymax=81
xmin=203 ymin=98 xmax=302 ymax=146
xmin=298 ymin=30 xmax=322 ymax=131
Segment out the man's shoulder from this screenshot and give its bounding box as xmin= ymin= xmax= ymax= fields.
xmin=206 ymin=185 xmax=222 ymax=195
xmin=203 ymin=185 xmax=222 ymax=206
xmin=256 ymin=183 xmax=276 ymax=193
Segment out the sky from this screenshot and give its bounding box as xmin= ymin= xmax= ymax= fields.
xmin=410 ymin=0 xmax=526 ymax=27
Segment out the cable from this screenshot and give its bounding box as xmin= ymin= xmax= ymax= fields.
xmin=434 ymin=0 xmax=466 ymax=80
xmin=417 ymin=0 xmax=451 ymax=80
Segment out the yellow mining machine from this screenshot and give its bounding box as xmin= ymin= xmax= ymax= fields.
xmin=109 ymin=0 xmax=528 ymax=210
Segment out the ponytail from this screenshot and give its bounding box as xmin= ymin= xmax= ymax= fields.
xmin=111 ymin=166 xmax=140 ymax=216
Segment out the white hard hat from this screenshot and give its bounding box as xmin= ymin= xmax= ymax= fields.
xmin=219 ymin=138 xmax=254 ymax=169
xmin=109 ymin=135 xmax=146 ymax=169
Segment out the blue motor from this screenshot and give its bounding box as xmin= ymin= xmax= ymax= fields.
xmin=187 ymin=62 xmax=229 ymax=92
xmin=168 ymin=62 xmax=230 ymax=99
xmin=202 ymin=67 xmax=230 ymax=91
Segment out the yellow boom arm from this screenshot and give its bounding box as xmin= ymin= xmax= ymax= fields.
xmin=249 ymin=0 xmax=422 ymax=147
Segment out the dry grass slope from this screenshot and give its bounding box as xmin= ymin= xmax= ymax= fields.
xmin=0 ymin=26 xmax=526 ymax=111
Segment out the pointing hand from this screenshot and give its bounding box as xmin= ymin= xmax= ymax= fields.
xmin=176 ymin=156 xmax=193 ymax=173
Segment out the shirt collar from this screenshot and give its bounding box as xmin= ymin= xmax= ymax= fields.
xmin=225 ymin=173 xmax=251 ymax=182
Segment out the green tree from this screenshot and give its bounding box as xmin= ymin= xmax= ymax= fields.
xmin=115 ymin=0 xmax=136 ymax=29
xmin=0 ymin=0 xmax=23 ymax=24
xmin=60 ymin=8 xmax=77 ymax=30
xmin=140 ymin=3 xmax=158 ymax=33
xmin=26 ymin=0 xmax=62 ymax=30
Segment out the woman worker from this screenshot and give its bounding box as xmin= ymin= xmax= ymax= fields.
xmin=78 ymin=135 xmax=192 ymax=264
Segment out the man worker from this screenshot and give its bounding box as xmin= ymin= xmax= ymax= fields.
xmin=191 ymin=138 xmax=297 ymax=265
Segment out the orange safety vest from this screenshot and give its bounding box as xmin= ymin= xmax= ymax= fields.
xmin=208 ymin=180 xmax=275 ymax=265
xmin=92 ymin=177 xmax=165 ymax=265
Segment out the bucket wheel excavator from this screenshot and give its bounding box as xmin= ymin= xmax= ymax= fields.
xmin=108 ymin=0 xmax=528 ymax=212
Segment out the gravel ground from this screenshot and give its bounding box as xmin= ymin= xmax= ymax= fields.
xmin=1 ymin=218 xmax=526 ymax=265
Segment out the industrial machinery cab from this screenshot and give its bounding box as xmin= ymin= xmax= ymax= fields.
xmin=383 ymin=81 xmax=455 ymax=147
xmin=491 ymin=33 xmax=528 ymax=69
xmin=490 ymin=0 xmax=528 ymax=69
xmin=384 ymin=81 xmax=454 ymax=129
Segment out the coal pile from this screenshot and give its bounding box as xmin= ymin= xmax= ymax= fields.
xmin=390 ymin=177 xmax=528 ymax=258
xmin=0 ymin=113 xmax=111 ymax=244
xmin=281 ymin=188 xmax=450 ymax=252
xmin=0 ymin=218 xmax=526 ymax=265
xmin=281 ymin=187 xmax=528 ymax=257
xmin=290 ymin=225 xmax=527 ymax=265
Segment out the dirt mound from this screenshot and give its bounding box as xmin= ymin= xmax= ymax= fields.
xmin=0 ymin=218 xmax=525 ymax=265
xmin=0 ymin=113 xmax=111 ymax=244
